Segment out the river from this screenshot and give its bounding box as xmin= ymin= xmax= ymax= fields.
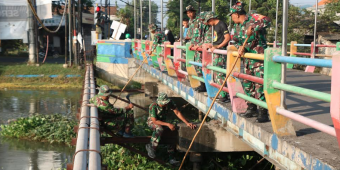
xmin=0 ymin=89 xmax=156 ymax=170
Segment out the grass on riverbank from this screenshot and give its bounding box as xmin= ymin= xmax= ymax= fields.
xmin=0 ymin=63 xmax=83 ymax=75
xmin=0 ymin=63 xmax=84 ymax=89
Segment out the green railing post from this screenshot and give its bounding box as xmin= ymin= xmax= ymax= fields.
xmin=264 ymin=47 xmax=296 ymax=136
xmin=186 ymin=42 xmax=195 ymax=68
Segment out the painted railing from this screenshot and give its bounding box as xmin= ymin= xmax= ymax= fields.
xmin=267 ymin=41 xmax=336 ymax=71
xmin=132 ymin=39 xmax=340 ymax=149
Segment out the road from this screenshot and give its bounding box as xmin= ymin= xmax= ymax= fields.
xmin=0 ymin=56 xmax=67 ymax=64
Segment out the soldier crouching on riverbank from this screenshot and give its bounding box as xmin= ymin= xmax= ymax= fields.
xmin=89 ymin=85 xmax=135 ymax=137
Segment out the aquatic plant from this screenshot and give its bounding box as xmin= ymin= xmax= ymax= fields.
xmin=0 ymin=114 xmax=77 ymax=145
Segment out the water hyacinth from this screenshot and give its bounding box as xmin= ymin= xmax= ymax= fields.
xmin=0 ymin=114 xmax=77 ymax=145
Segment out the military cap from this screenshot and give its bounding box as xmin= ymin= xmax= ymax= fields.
xmin=202 ymin=11 xmax=217 ymax=24
xmin=197 ymin=11 xmax=207 ymax=20
xmin=98 ymin=85 xmax=111 ymax=96
xmin=228 ymin=2 xmax=244 ymax=16
xmin=184 ymin=5 xmax=196 ymax=13
xmin=156 ymin=92 xmax=171 ymax=105
xmin=148 ymin=23 xmax=157 ymax=31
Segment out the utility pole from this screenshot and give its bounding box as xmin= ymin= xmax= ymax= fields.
xmin=281 ymin=0 xmax=288 ymax=108
xmin=28 ymin=0 xmax=36 ymax=64
xmin=65 ymin=2 xmax=68 ymax=65
xmin=78 ymin=0 xmax=82 ymax=65
xmin=108 ymin=0 xmax=111 ymax=39
xmin=134 ymin=0 xmax=136 ymax=38
xmin=161 ymin=0 xmax=163 ymax=31
xmin=105 ymin=0 xmax=108 ymax=39
xmin=68 ymin=0 xmax=72 ymax=65
xmin=33 ymin=0 xmax=39 ymax=64
xmin=149 ymin=0 xmax=151 ymax=40
xmin=140 ymin=0 xmax=142 ymax=41
xmin=73 ymin=0 xmax=77 ymax=65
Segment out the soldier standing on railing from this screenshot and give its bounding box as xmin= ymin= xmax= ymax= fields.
xmin=89 ymin=85 xmax=135 ymax=137
xmin=201 ymin=11 xmax=231 ymax=103
xmin=229 ymin=2 xmax=271 ymax=123
xmin=148 ymin=24 xmax=165 ymax=56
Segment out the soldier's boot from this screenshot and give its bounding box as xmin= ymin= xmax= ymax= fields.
xmin=240 ymin=103 xmax=258 ymax=118
xmin=256 ymin=107 xmax=270 ymax=123
xmin=194 ymin=83 xmax=206 ymax=92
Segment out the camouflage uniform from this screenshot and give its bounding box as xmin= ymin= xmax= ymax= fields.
xmin=150 ymin=32 xmax=165 ymax=53
xmin=89 ymin=85 xmax=134 ymax=132
xmin=147 ymin=93 xmax=176 ymax=158
xmin=190 ymin=12 xmax=208 ymax=76
xmin=148 ymin=24 xmax=166 ymax=69
xmin=181 ymin=5 xmax=197 ymax=71
xmin=230 ymin=4 xmax=271 ymax=102
xmin=202 ymin=12 xmax=230 ymax=98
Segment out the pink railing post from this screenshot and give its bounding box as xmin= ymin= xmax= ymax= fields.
xmin=305 ymin=41 xmax=318 ymax=72
xmin=330 ymin=51 xmax=340 ymax=149
xmin=226 ymin=45 xmax=248 ymax=113
xmin=163 ymin=42 xmax=176 ymax=76
xmin=173 ymin=42 xmax=186 ymax=81
xmin=145 ymin=40 xmax=150 ymax=52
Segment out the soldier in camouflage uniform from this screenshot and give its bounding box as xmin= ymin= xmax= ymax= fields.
xmin=145 ymin=92 xmax=196 ymax=165
xmin=180 ymin=5 xmax=197 ymax=71
xmin=189 ymin=11 xmax=210 ymax=92
xmin=89 ymin=85 xmax=135 ymax=137
xmin=229 ymin=2 xmax=271 ymax=123
xmin=201 ymin=12 xmax=231 ymax=102
xmin=147 ymin=24 xmax=165 ymax=56
xmin=185 ymin=5 xmax=197 ymax=41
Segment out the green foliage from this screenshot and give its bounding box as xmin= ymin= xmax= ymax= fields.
xmin=0 ymin=63 xmax=84 ymax=76
xmin=0 ymin=114 xmax=77 ymax=145
xmin=166 ymin=0 xmax=200 ymax=37
xmin=101 ymin=119 xmax=174 ymax=170
xmin=0 ymin=40 xmax=28 ymax=56
xmin=320 ymin=0 xmax=340 ymax=32
xmin=116 ymin=0 xmax=159 ymax=39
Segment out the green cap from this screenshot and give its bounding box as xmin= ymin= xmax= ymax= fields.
xmin=202 ymin=11 xmax=217 ymax=24
xmin=125 ymin=33 xmax=131 ymax=39
xmin=156 ymin=92 xmax=171 ymax=105
xmin=184 ymin=5 xmax=196 ymax=13
xmin=148 ymin=24 xmax=157 ymax=31
xmin=98 ymin=85 xmax=111 ymax=96
xmin=228 ymin=2 xmax=244 ymax=16
xmin=198 ymin=11 xmax=207 ymax=20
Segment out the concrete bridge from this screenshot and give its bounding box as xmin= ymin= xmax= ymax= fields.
xmin=68 ymin=39 xmax=340 ymax=170
xmin=127 ymin=39 xmax=339 ymax=169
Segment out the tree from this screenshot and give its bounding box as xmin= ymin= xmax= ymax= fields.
xmin=319 ymin=0 xmax=340 ymax=33
xmin=116 ymin=0 xmax=158 ymax=38
xmin=166 ymin=0 xmax=203 ymax=37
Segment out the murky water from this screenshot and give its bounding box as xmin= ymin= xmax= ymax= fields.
xmin=0 ymin=89 xmax=156 ymax=170
xmin=0 ymin=89 xmax=81 ymax=124
xmin=0 ymin=137 xmax=73 ymax=170
xmin=0 ymin=89 xmax=81 ymax=170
